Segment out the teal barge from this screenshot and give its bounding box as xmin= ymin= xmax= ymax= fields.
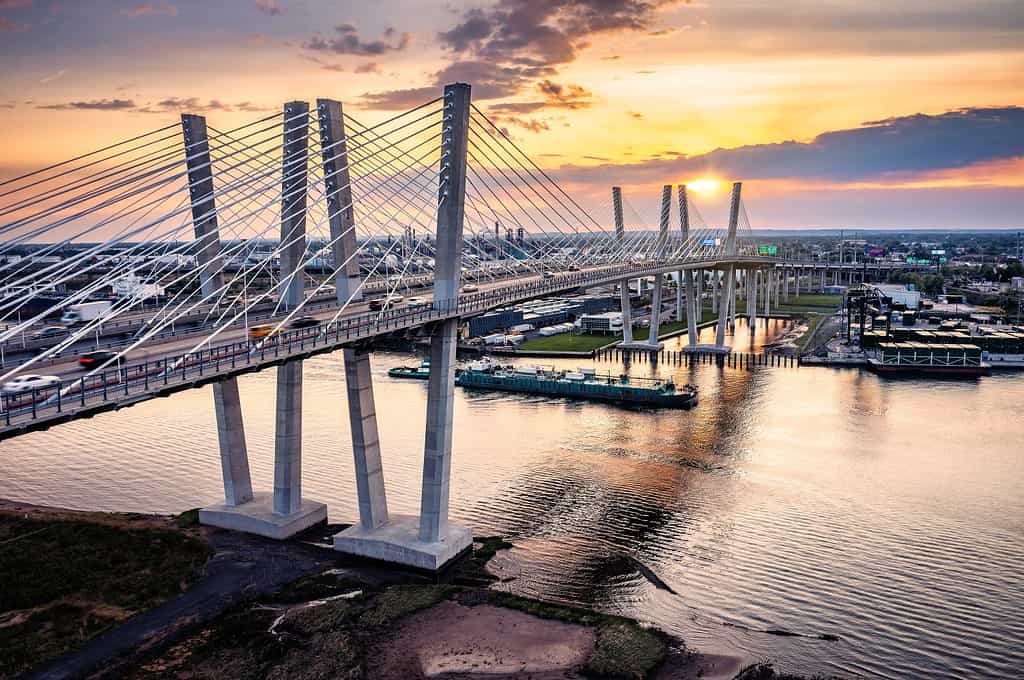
xmin=388 ymin=358 xmax=431 ymax=380
xmin=455 ymin=364 xmax=697 ymax=409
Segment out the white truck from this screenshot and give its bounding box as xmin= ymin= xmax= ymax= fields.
xmin=61 ymin=300 xmax=112 ymax=325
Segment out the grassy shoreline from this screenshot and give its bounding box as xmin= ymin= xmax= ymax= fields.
xmin=516 ymin=297 xmax=840 ymax=353
xmin=1 ymin=502 xmax=832 ymax=679
xmin=0 ymin=501 xmax=211 ymax=677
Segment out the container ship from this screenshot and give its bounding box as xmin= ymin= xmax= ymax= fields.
xmin=455 ymin=361 xmax=698 ymax=409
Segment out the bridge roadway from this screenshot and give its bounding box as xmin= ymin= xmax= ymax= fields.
xmin=0 ymin=255 xmax=773 ymax=440
xmin=0 ymin=265 xmax=543 ymax=367
xmin=1 ymin=256 xmax=918 ymax=373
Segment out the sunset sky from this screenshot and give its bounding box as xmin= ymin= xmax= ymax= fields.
xmin=1 ymin=0 xmax=1022 ymax=229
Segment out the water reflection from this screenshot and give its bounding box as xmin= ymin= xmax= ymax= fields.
xmin=1 ymin=317 xmax=1022 ymax=678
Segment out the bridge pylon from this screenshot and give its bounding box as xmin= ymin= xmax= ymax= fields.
xmin=199 ymin=101 xmax=328 ymax=540
xmin=333 ymin=83 xmax=473 ymax=571
xmin=621 ymin=185 xmax=671 ymax=352
xmin=712 ymin=182 xmax=742 ymax=352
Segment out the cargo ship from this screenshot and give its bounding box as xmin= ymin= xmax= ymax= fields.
xmin=455 ymin=362 xmax=698 ymax=408
xmin=387 ymin=358 xmax=431 ymax=380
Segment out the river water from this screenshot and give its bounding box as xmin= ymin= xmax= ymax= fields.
xmin=2 ymin=318 xmax=1022 ymax=678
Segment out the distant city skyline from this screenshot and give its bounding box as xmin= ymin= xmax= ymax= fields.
xmin=1 ymin=0 xmax=1022 ymax=228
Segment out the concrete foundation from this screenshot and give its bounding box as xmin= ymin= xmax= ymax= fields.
xmin=200 ymin=492 xmax=326 ymax=540
xmin=683 ymin=343 xmax=732 ymax=354
xmin=619 ymin=341 xmax=664 ymax=351
xmin=333 ymin=513 xmax=472 ymax=571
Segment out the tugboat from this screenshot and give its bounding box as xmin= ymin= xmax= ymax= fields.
xmin=387 ymin=358 xmax=431 ymax=380
xmin=455 ymin=364 xmax=698 ymax=409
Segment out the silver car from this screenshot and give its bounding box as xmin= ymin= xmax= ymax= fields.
xmin=1 ymin=374 xmax=61 ymax=395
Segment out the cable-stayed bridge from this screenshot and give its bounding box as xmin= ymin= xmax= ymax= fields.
xmin=0 ymin=82 xmax=914 ymax=568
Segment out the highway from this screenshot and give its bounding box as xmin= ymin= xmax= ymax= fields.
xmin=3 ymin=270 xmax=549 ymax=383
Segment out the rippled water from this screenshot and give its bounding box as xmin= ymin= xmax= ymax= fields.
xmin=2 ymin=318 xmax=1022 ymax=678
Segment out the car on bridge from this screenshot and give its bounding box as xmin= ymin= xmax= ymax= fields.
xmin=32 ymin=326 xmax=68 ymax=340
xmin=1 ymin=374 xmax=61 ymax=395
xmin=78 ymin=350 xmax=118 ymax=369
xmin=369 ymin=295 xmax=404 ymax=311
xmin=461 ymin=285 xmax=479 ymax=293
xmin=248 ymin=323 xmax=281 ymax=340
xmin=287 ymin=316 xmax=321 ymax=329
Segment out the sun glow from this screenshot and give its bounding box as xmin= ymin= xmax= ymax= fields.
xmin=687 ymin=177 xmax=722 ymax=195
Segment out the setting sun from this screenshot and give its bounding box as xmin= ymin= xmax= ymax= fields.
xmin=686 ymin=178 xmax=723 ymax=195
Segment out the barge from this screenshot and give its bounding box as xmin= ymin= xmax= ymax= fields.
xmin=866 ymin=342 xmax=991 ymax=377
xmin=387 ymin=358 xmax=431 ymax=380
xmin=455 ymin=362 xmax=698 ymax=408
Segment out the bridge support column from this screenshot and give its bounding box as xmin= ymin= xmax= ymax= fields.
xmin=623 ymin=186 xmax=669 ymax=351
xmin=212 ymin=378 xmax=252 ymax=506
xmin=711 ymin=271 xmax=719 ymax=314
xmin=181 ymin=112 xmax=289 ymax=535
xmin=685 ymin=270 xmax=698 ymax=348
xmin=696 ymin=269 xmax=704 ymax=315
xmin=418 ymin=317 xmax=464 ymax=544
xmin=335 ymin=83 xmax=472 ymax=571
xmin=205 ymin=101 xmax=325 ymax=539
xmin=318 ymin=99 xmax=392 ymax=535
xmin=715 ymin=266 xmax=735 ymax=347
xmin=675 ymin=272 xmax=683 ymax=321
xmin=747 ymin=269 xmax=758 ymax=328
xmin=783 ymin=267 xmax=790 ymax=301
xmin=712 ymin=182 xmax=742 ymax=352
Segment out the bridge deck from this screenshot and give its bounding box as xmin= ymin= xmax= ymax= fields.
xmin=0 ymin=256 xmax=781 ymax=439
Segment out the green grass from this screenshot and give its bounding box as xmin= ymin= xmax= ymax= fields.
xmin=796 ymin=315 xmax=827 ymax=354
xmin=587 ymin=621 xmax=666 ymax=679
xmin=358 ymin=584 xmax=455 ymax=627
xmin=770 ymin=295 xmax=843 ymax=313
xmin=517 ymin=306 xmax=716 ymax=352
xmin=0 ymin=511 xmax=211 ymax=677
xmin=518 ymin=333 xmax=617 ymax=352
xmin=631 ymin=320 xmax=684 ymax=341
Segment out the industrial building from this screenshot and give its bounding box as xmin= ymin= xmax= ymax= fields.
xmin=579 ymin=311 xmax=624 ymax=334
xmin=873 ymin=283 xmax=921 ymax=310
xmin=467 ymin=294 xmax=616 ymax=337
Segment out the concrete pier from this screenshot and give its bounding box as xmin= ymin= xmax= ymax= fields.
xmin=713 ymin=182 xmax=743 ymax=351
xmin=611 ymin=186 xmax=636 ymax=345
xmin=273 ymin=361 xmax=304 ymax=516
xmin=335 ymin=83 xmax=472 ymax=570
xmin=182 ymin=110 xmax=326 ymax=536
xmin=212 ymin=378 xmax=252 ymax=506
xmin=203 ymin=101 xmax=326 ymax=539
